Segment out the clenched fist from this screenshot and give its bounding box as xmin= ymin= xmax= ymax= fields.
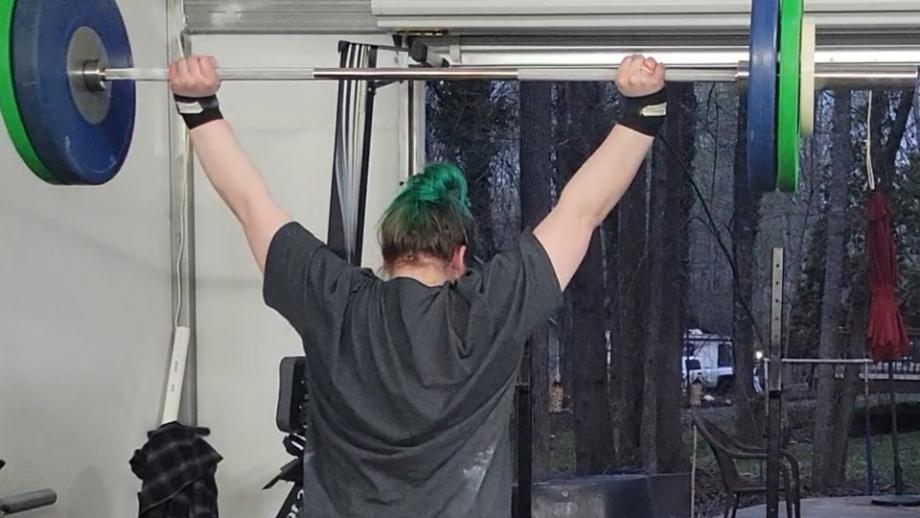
xmin=615 ymin=55 xmax=665 ymax=98
xmin=168 ymin=56 xmax=221 ymax=98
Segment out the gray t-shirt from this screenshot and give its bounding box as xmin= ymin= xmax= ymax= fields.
xmin=263 ymin=222 xmax=562 ymax=518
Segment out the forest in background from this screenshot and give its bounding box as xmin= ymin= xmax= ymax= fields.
xmin=426 ymin=80 xmax=919 ymax=497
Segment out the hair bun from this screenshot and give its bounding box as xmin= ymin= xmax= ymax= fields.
xmin=408 ymin=162 xmax=469 ymax=207
xmin=379 ymin=162 xmax=474 ymax=269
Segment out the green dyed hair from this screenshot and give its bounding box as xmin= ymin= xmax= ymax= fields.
xmin=379 ymin=162 xmax=473 ymax=269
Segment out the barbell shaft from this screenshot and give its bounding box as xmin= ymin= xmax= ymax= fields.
xmin=100 ymin=66 xmax=736 ymax=83
xmin=811 ymin=68 xmax=919 ymax=89
xmin=97 ymin=63 xmax=918 ymax=88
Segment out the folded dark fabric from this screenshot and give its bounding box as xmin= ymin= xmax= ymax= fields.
xmin=130 ymin=421 xmax=222 ymax=518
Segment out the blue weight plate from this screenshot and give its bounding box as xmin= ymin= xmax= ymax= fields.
xmin=746 ymin=0 xmax=779 ymax=192
xmin=13 ymin=0 xmax=135 ymax=185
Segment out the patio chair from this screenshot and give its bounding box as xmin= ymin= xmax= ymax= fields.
xmin=691 ymin=410 xmax=801 ymax=518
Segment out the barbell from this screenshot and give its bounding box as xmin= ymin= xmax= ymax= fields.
xmin=0 ymin=0 xmax=917 ymax=190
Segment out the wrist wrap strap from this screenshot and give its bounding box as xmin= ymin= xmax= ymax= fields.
xmin=174 ymin=94 xmax=223 ymax=130
xmin=619 ymin=88 xmax=668 ymax=137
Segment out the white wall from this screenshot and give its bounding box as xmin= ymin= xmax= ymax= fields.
xmin=0 ymin=2 xmax=172 ymax=518
xmin=191 ymin=35 xmax=402 ymax=516
xmin=0 ymin=11 xmax=402 ymax=517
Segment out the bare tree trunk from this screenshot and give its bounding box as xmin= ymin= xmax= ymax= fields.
xmin=552 ymin=85 xmax=576 ymax=421
xmin=463 ymin=148 xmax=495 ymax=260
xmin=731 ymin=93 xmax=763 ymax=443
xmin=555 ymin=82 xmax=616 ymax=474
xmin=870 ymin=89 xmax=915 ymax=192
xmin=831 ymin=280 xmax=869 ymax=482
xmin=560 ymin=299 xmax=576 ymax=415
xmin=642 ymin=156 xmax=664 ymax=471
xmin=655 ymin=83 xmax=695 ymax=473
xmin=519 ymin=81 xmax=555 ymax=479
xmin=603 ymin=214 xmax=620 ymax=466
xmin=572 ymin=232 xmax=616 ymax=474
xmin=812 ymin=90 xmax=852 ymax=492
xmin=615 ymin=164 xmax=649 ymax=468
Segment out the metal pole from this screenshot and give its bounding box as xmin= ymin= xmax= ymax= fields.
xmin=888 ymin=361 xmax=905 ymax=495
xmin=777 ymin=358 xmax=872 ymax=364
xmin=766 ymin=248 xmax=785 ymax=518
xmin=410 ymin=79 xmax=426 ymax=175
xmin=514 ymin=341 xmax=533 ymax=518
xmin=93 ymin=63 xmax=919 ymax=87
xmin=864 ymin=362 xmax=875 ymax=495
xmin=813 ymin=68 xmax=919 ymax=89
xmin=871 ymin=363 xmax=920 ymax=507
xmin=166 ymin=0 xmax=197 ymax=427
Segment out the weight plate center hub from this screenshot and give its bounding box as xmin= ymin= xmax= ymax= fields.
xmin=67 ymin=26 xmax=111 ymax=125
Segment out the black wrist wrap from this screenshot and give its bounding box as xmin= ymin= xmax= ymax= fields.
xmin=619 ymin=88 xmax=668 ymax=137
xmin=174 ymin=94 xmax=223 ymax=130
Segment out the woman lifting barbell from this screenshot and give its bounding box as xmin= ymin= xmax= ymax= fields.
xmin=168 ymin=53 xmax=666 ymax=518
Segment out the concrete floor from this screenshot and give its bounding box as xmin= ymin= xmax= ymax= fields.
xmin=727 ymin=497 xmax=920 ymax=518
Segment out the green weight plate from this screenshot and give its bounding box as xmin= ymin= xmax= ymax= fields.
xmin=0 ymin=0 xmax=60 ymax=184
xmin=776 ymin=0 xmax=802 ymax=193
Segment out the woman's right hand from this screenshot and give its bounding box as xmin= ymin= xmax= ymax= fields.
xmin=168 ymin=56 xmax=221 ymax=98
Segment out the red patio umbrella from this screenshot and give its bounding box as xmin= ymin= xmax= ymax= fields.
xmin=865 ymin=190 xmax=908 ymax=362
xmin=865 ymin=190 xmax=919 ymax=506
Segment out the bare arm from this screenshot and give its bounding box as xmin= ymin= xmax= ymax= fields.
xmin=170 ymin=57 xmax=290 ymax=272
xmin=534 ymin=55 xmax=665 ymax=290
xmin=534 ymin=126 xmax=653 ymax=289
